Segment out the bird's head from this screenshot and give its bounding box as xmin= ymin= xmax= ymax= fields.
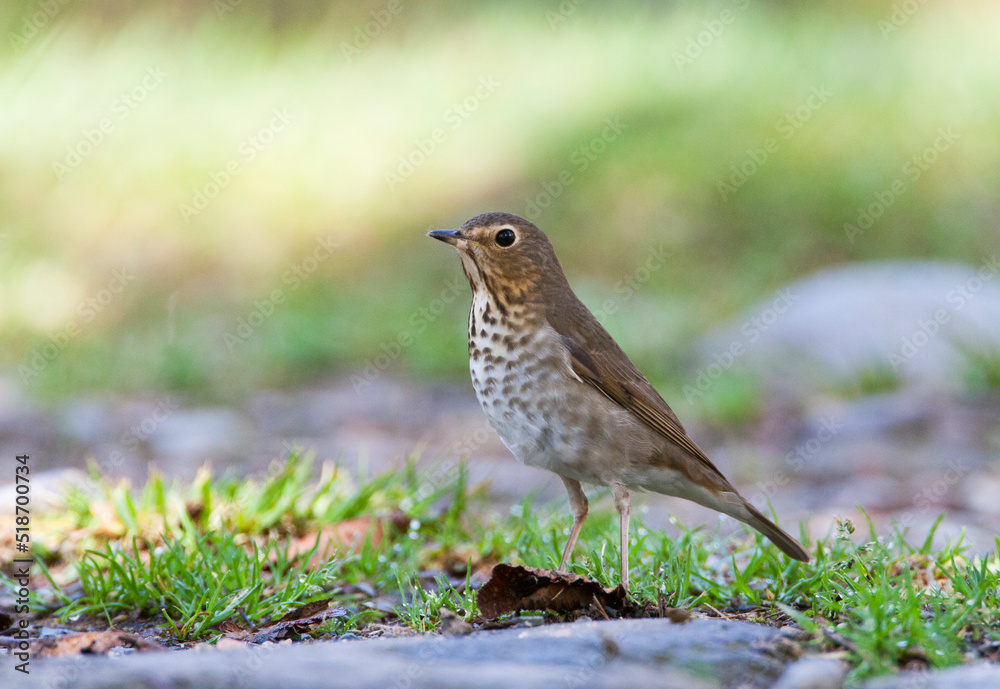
xmin=427 ymin=212 xmax=566 ymax=305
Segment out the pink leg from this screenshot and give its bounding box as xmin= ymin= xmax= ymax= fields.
xmin=611 ymin=483 xmax=631 ymax=590
xmin=558 ymin=477 xmax=588 ymax=571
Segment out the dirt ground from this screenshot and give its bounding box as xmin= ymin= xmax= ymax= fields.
xmin=4 ymin=374 xmax=998 ymax=553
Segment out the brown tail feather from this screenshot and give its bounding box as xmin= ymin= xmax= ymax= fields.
xmin=644 ymin=476 xmax=811 ymax=562
xmin=737 ymin=500 xmax=810 ymax=562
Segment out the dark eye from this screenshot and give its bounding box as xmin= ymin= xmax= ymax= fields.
xmin=495 ymin=229 xmax=516 ymax=247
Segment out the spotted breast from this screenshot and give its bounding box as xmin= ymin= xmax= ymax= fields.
xmin=467 ymin=290 xmax=659 ymax=487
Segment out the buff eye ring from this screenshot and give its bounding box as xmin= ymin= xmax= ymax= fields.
xmin=495 ymin=229 xmax=516 ymax=247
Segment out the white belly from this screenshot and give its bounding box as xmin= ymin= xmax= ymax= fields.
xmin=467 ymin=295 xmax=653 ymax=486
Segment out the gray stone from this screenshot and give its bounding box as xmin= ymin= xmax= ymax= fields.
xmin=58 ymin=398 xmax=114 ymax=444
xmin=696 ymin=260 xmax=1000 ymax=394
xmin=801 ymin=393 xmax=935 ymax=442
xmin=859 ymin=663 xmax=1000 ymax=689
xmin=148 ymin=407 xmax=250 ymax=467
xmin=0 ymin=467 xmax=91 ymax=515
xmin=1 ymin=618 xmax=791 ymax=689
xmin=772 ymin=656 xmax=848 ymax=689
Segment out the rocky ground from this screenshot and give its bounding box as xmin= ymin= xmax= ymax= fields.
xmin=2 ymin=260 xmax=999 ymax=687
xmin=3 ymin=371 xmax=998 ymax=556
xmin=4 ymin=260 xmax=999 ymax=552
xmin=4 ymin=616 xmax=1000 ymax=689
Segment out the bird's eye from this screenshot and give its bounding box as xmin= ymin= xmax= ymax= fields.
xmin=495 ymin=229 xmax=516 ymax=247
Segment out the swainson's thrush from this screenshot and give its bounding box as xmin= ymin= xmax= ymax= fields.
xmin=429 ymin=212 xmax=809 ymax=588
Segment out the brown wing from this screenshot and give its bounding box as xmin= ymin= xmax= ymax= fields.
xmin=546 ymin=295 xmax=729 ymax=484
xmin=546 ymin=292 xmax=811 ymax=563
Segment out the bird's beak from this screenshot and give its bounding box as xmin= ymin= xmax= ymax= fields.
xmin=427 ymin=229 xmax=461 ymax=246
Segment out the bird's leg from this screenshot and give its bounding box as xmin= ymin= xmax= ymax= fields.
xmin=610 ymin=483 xmax=631 ymax=590
xmin=558 ymin=477 xmax=588 ymax=571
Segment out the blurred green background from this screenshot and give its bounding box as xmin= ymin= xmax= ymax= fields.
xmin=2 ymin=0 xmax=998 ymax=412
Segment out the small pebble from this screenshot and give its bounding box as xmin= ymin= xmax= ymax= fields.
xmin=771 ymin=656 xmax=848 ymax=689
xmin=517 ymin=615 xmax=545 ymax=627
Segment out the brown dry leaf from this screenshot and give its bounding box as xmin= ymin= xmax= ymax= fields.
xmin=888 ymin=553 xmax=962 ymax=594
xmin=218 ymin=619 xmax=248 ymax=636
xmin=32 ymin=631 xmax=164 ymax=658
xmin=438 ymin=608 xmax=474 ymax=636
xmin=476 ymin=564 xmax=627 ymax=619
xmin=426 ymin=544 xmax=497 ymax=580
xmin=86 ymin=501 xmax=129 ymax=539
xmin=275 ymin=598 xmax=335 ymax=623
xmin=271 ymin=510 xmax=409 ymax=568
xmin=654 ymin=593 xmax=692 ymax=623
xmin=220 ymin=599 xmax=347 ymax=644
xmin=661 ymin=607 xmax=693 ymax=623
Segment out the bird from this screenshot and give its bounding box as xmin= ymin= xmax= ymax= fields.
xmin=428 ymin=212 xmax=809 ymax=589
